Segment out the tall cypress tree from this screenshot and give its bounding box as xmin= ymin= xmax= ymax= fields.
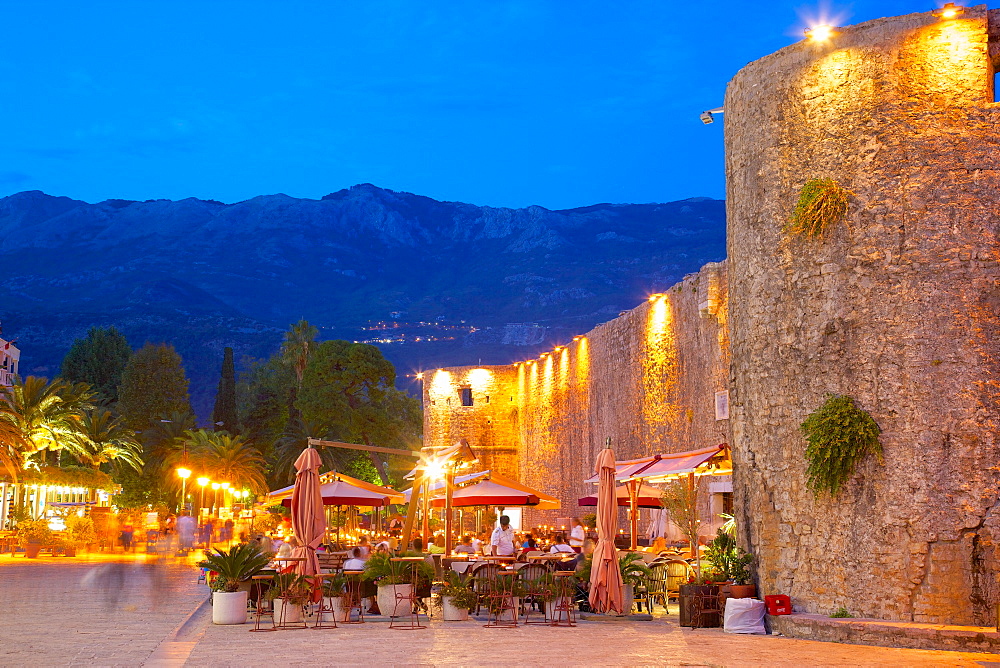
xmin=118 ymin=342 xmax=192 ymax=432
xmin=212 ymin=347 xmax=238 ymax=432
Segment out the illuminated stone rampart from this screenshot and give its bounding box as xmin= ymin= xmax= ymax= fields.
xmin=727 ymin=6 xmax=1000 ymax=624
xmin=423 ymin=261 xmax=730 ymax=528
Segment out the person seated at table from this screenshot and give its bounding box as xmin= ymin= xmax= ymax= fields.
xmin=453 ymin=535 xmax=476 ymax=555
xmin=489 ymin=515 xmax=517 ymax=556
xmin=268 ymin=536 xmax=300 ymax=570
xmin=357 ymin=535 xmax=371 ymax=558
xmin=549 ymin=533 xmax=575 ymax=554
xmin=521 ymin=534 xmax=537 ymax=550
xmin=649 ymin=535 xmax=667 ymax=555
xmin=411 ymin=537 xmax=424 ymax=553
xmin=343 ymin=546 xmax=367 ymax=571
xmin=471 ymin=532 xmax=485 ymax=554
xmin=427 ymin=533 xmax=446 ymax=554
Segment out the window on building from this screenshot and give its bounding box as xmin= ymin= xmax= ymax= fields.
xmin=721 ymin=491 xmax=733 ymax=516
xmin=460 ymin=387 xmax=473 ymax=406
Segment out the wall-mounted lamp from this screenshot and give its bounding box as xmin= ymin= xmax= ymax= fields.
xmin=933 ymin=3 xmax=964 ymax=19
xmin=805 ymin=24 xmax=837 ymax=42
xmin=700 ymin=107 xmax=724 ymax=124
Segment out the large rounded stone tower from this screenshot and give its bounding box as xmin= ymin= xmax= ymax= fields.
xmin=727 ymin=6 xmax=1000 ymax=623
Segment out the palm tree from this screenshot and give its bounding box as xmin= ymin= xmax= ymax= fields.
xmin=271 ymin=418 xmax=351 ymax=487
xmin=281 ymin=320 xmax=318 ymax=389
xmin=0 ymin=406 xmax=29 ymax=483
xmin=74 ymin=408 xmax=144 ymax=475
xmin=0 ymin=376 xmax=95 ymax=470
xmin=183 ymin=429 xmax=268 ymax=493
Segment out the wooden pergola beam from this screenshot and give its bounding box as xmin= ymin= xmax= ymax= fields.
xmin=307 ymin=438 xmax=422 ymax=459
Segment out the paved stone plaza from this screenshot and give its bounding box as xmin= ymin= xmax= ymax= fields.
xmin=4 ymin=553 xmax=1000 ymax=667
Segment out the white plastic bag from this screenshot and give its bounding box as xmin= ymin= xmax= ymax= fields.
xmin=723 ymin=597 xmax=767 ymax=634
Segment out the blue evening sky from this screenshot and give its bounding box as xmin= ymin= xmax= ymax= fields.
xmin=0 ymin=1 xmax=985 ymax=209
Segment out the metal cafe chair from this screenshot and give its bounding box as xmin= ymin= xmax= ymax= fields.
xmin=470 ymin=562 xmax=501 ymax=615
xmin=341 ymin=570 xmax=366 ymax=624
xmin=249 ymin=574 xmax=276 ymax=633
xmin=484 ymin=570 xmax=519 ymax=629
xmin=550 ymin=571 xmax=577 ymax=627
xmin=388 ymin=557 xmax=428 ymax=630
xmin=518 ymin=563 xmax=550 ymax=625
xmin=312 ymin=574 xmax=340 ymax=630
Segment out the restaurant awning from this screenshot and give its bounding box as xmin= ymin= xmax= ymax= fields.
xmin=405 ymin=470 xmax=561 ymax=510
xmin=583 ymin=444 xmax=730 ymax=484
xmin=579 ymin=482 xmax=663 ymax=509
xmin=270 ymin=470 xmax=404 ymax=506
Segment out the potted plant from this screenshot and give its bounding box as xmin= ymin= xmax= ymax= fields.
xmin=199 ymin=543 xmax=273 ymax=624
xmin=679 ymin=569 xmax=725 ymax=628
xmin=266 ymin=572 xmax=312 ymax=624
xmin=536 ymin=573 xmax=576 ymax=620
xmin=619 ymin=553 xmax=652 ymax=615
xmin=705 ymin=528 xmax=756 ymax=600
xmin=364 ymin=551 xmax=433 ymax=618
xmin=484 ymin=579 xmax=525 ymax=622
xmin=435 ymin=572 xmax=477 ymax=621
xmin=16 ymin=519 xmax=53 ymax=558
xmin=320 ymin=572 xmax=352 ymax=623
xmin=65 ymin=516 xmax=97 ymax=555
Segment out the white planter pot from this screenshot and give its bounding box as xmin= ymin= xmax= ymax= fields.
xmin=322 ymin=596 xmax=351 ymax=622
xmin=377 ymin=583 xmax=414 ymax=618
xmin=441 ymin=596 xmax=470 ymax=621
xmin=491 ymin=596 xmax=520 ymax=622
xmin=213 ymin=590 xmax=249 ymax=625
xmin=545 ymin=596 xmax=571 ymax=621
xmin=621 ymin=584 xmax=634 ymax=616
xmin=274 ymin=598 xmax=303 ymax=624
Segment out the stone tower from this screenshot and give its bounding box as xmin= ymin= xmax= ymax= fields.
xmin=727 ymin=6 xmax=1000 ymax=623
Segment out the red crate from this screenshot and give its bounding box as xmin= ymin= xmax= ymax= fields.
xmin=765 ymin=594 xmax=792 ymax=615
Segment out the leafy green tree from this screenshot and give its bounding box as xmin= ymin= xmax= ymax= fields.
xmin=237 ymin=355 xmax=295 ymax=459
xmin=118 ymin=343 xmax=192 ymax=432
xmin=60 ymin=326 xmax=132 ymax=405
xmin=212 ymin=347 xmax=238 ymax=433
xmin=297 ymin=340 xmax=421 ymax=484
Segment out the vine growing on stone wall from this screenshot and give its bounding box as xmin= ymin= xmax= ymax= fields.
xmin=801 ymin=394 xmax=882 ymax=497
xmin=786 ymin=178 xmax=851 ymax=237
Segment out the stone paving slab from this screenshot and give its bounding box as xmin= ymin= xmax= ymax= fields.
xmin=5 ymin=554 xmax=1000 ymax=667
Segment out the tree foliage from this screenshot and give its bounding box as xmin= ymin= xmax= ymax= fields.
xmin=60 ymin=326 xmax=132 ymax=405
xmin=297 ymin=340 xmax=420 ymax=484
xmin=118 ymin=343 xmax=192 ymax=432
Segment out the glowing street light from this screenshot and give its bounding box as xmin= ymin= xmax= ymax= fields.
xmin=176 ymin=467 xmax=191 ymax=514
xmin=933 ymin=3 xmax=964 ymax=19
xmin=805 ymin=24 xmax=837 ymax=42
xmin=197 ymin=477 xmax=210 ymax=516
xmin=211 ymin=482 xmax=221 ymax=516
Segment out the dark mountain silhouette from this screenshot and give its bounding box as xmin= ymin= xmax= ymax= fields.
xmin=0 ymin=184 xmax=726 ymax=419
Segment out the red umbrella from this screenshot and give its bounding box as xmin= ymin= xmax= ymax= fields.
xmin=281 ymin=478 xmax=398 ymax=507
xmin=589 ymin=448 xmax=625 ymax=615
xmin=289 ymin=447 xmax=326 ymax=578
xmin=429 ymin=479 xmax=540 ymax=507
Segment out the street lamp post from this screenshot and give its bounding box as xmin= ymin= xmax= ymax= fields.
xmin=211 ymin=482 xmax=221 ymax=517
xmin=197 ymin=477 xmax=210 ymax=518
xmin=176 ymin=468 xmax=191 ymax=514
xmin=220 ymin=482 xmax=231 ymax=515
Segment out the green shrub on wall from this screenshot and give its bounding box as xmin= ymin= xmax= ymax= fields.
xmin=801 ymin=394 xmax=882 ymax=497
xmin=786 ymin=178 xmax=851 ymax=237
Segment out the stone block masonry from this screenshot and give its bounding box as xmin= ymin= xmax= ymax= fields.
xmin=423 ymin=261 xmax=730 ymax=530
xmin=727 ymin=6 xmax=1000 ymax=625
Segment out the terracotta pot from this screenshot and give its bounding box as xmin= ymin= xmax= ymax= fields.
xmin=24 ymin=543 xmax=41 ymax=559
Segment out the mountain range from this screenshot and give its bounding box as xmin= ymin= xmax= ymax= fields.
xmin=0 ymin=184 xmax=727 ymax=419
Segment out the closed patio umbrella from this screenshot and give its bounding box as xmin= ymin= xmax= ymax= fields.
xmin=589 ymin=447 xmax=624 ymax=615
xmin=289 ymin=447 xmax=326 ymax=578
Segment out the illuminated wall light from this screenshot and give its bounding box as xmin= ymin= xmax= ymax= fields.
xmin=467 ymin=368 xmax=493 ymax=393
xmin=933 ymin=2 xmax=964 ymax=19
xmin=805 ymin=24 xmax=837 ymax=42
xmin=415 ymin=372 xmax=424 ymax=380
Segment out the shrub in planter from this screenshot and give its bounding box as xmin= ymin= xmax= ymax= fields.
xmin=266 ymin=572 xmax=311 ymax=623
xmin=434 ymin=572 xmax=477 ymax=621
xmin=16 ymin=519 xmax=53 ymax=557
xmin=199 ymin=543 xmax=272 ymax=624
xmin=321 ymin=573 xmax=351 ymax=622
xmin=65 ymin=515 xmax=97 ymax=553
xmin=364 ymin=551 xmax=433 ymax=617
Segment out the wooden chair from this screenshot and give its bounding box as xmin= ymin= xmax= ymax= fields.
xmin=645 ymin=562 xmax=671 ymax=611
xmin=664 ymin=559 xmax=692 ymax=603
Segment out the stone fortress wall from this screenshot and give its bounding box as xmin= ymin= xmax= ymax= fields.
xmin=423 ymin=261 xmax=730 ymax=530
xmin=726 ymin=6 xmax=1000 ymax=624
xmin=423 ymin=5 xmax=1000 ymax=626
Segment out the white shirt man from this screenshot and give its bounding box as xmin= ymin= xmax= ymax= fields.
xmin=569 ymin=520 xmax=586 ymax=550
xmin=490 ymin=518 xmax=517 ymax=556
